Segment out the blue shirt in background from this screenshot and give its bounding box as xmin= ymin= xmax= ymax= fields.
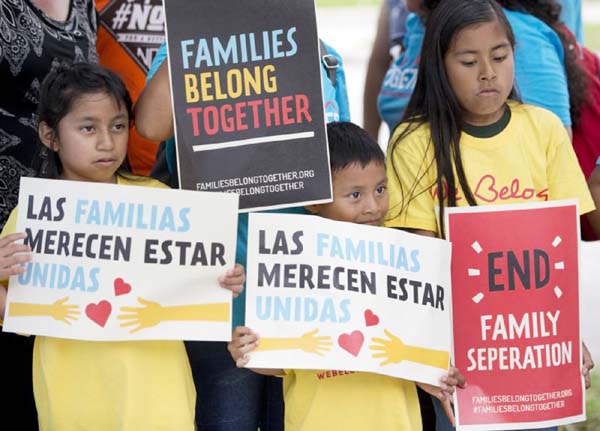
xmin=387 ymin=0 xmax=409 ymax=45
xmin=504 ymin=8 xmax=571 ymax=126
xmin=377 ymin=7 xmax=572 ymax=132
xmin=320 ymin=41 xmax=351 ymax=124
xmin=378 ymin=13 xmax=423 ymax=132
xmin=557 ymin=0 xmax=583 ymax=43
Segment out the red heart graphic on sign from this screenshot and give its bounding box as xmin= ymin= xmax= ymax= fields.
xmin=86 ymin=301 xmax=112 ymax=327
xmin=364 ymin=309 xmax=379 ymax=326
xmin=114 ymin=278 xmax=132 ymax=296
xmin=338 ymin=331 xmax=364 ymax=357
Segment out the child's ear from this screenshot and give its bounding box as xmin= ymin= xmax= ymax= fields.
xmin=38 ymin=122 xmax=59 ymax=151
xmin=305 ymin=204 xmax=321 ymax=215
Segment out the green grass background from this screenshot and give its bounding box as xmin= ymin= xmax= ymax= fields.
xmin=563 ymin=370 xmax=600 ymax=431
xmin=585 ymin=24 xmax=600 ymax=51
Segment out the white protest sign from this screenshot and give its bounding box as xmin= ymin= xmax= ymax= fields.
xmin=3 ymin=177 xmax=238 ymax=341
xmin=245 ymin=213 xmax=452 ymax=385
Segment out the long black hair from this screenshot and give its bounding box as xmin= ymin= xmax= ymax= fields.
xmin=389 ymin=0 xmax=516 ymax=236
xmin=497 ymin=0 xmax=587 ymax=126
xmin=33 ymin=62 xmax=133 ymax=179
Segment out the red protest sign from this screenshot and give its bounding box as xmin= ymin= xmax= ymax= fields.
xmin=446 ymin=201 xmax=585 ymax=430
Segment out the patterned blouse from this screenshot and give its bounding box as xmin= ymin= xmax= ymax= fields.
xmin=0 ymin=0 xmax=97 ymax=227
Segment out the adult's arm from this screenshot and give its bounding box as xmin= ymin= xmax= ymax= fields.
xmin=363 ymin=3 xmax=391 ymax=139
xmin=135 ymin=60 xmax=174 ymax=142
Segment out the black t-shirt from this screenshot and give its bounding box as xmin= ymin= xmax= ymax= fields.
xmin=0 ymin=0 xmax=97 ymax=227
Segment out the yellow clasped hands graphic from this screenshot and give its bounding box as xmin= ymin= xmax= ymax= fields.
xmin=9 ymin=297 xmax=80 ymax=324
xmin=7 ymin=296 xmax=230 ymax=333
xmin=257 ymin=329 xmax=333 ymax=356
xmin=117 ymin=297 xmax=230 ymax=333
xmin=370 ymin=329 xmax=449 ymax=369
xmin=118 ymin=298 xmax=164 ymax=333
xmin=296 ymin=329 xmax=334 ymax=355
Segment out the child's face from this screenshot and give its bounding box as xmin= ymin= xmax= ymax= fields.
xmin=444 ymin=18 xmax=514 ymax=126
xmin=309 ymin=161 xmax=388 ymax=226
xmin=43 ymin=92 xmax=129 ymax=183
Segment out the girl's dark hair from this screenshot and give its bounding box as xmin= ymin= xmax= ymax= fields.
xmin=33 ymin=62 xmax=133 ymax=178
xmin=327 ymin=122 xmax=385 ymax=173
xmin=390 ymin=0 xmax=515 ymax=236
xmin=496 ymin=0 xmax=587 ymax=126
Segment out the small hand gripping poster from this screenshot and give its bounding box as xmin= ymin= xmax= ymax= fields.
xmin=2 ymin=177 xmax=238 ymax=341
xmin=445 ymin=201 xmax=586 ymax=430
xmin=244 ymin=213 xmax=452 ymax=386
xmin=163 ymin=0 xmax=332 ymax=211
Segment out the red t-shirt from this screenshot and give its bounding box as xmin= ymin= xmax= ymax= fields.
xmin=572 ymin=47 xmax=600 ymax=179
xmin=567 ymin=30 xmax=600 ymax=240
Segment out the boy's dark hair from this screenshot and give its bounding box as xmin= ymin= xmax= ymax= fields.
xmin=33 ymin=62 xmax=133 ymax=178
xmin=390 ymin=0 xmax=515 ymax=236
xmin=327 ymin=122 xmax=385 ymax=173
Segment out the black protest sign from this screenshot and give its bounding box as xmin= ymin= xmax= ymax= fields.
xmin=163 ymin=0 xmax=332 ymax=210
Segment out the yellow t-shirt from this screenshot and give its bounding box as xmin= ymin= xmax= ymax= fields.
xmin=385 ymin=102 xmax=595 ymax=233
xmin=0 ymin=175 xmax=196 ymax=431
xmin=283 ymin=369 xmax=422 ymax=431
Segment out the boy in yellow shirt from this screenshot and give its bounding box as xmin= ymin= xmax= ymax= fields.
xmin=228 ymin=122 xmax=463 ymax=431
